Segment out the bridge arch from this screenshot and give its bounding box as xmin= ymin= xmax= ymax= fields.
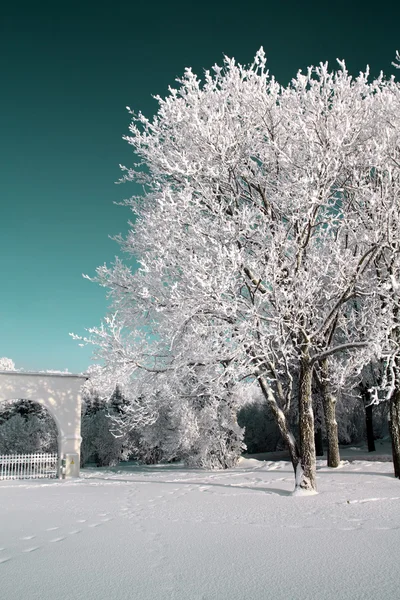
xmin=0 ymin=371 xmax=87 ymax=477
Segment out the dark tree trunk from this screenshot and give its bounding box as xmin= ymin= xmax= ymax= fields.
xmin=320 ymin=359 xmax=340 ymax=468
xmin=389 ymin=387 xmax=400 ymax=479
xmin=365 ymin=403 xmax=376 ymax=453
xmin=297 ymin=356 xmax=317 ymax=492
xmin=389 ymin=289 xmax=400 ymax=478
xmin=314 ymin=428 xmax=324 ymax=457
xmin=313 ymin=388 xmax=324 ymax=457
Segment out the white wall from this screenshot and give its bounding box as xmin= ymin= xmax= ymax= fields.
xmin=0 ymin=372 xmax=87 ymax=478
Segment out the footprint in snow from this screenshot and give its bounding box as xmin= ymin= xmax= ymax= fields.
xmin=50 ymin=537 xmax=66 ymax=543
xmin=23 ymin=547 xmax=40 ymax=553
xmin=0 ymin=557 xmax=11 ymax=564
xmin=347 ymin=497 xmax=386 ymax=504
xmin=20 ymin=535 xmax=35 ymax=540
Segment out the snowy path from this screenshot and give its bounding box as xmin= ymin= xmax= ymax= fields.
xmin=1 ymin=458 xmax=400 ymax=600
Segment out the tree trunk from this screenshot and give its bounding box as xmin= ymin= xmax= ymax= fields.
xmin=314 ymin=428 xmax=324 ymax=457
xmin=313 ymin=391 xmax=324 ymax=457
xmin=297 ymin=357 xmax=317 ymax=492
xmin=365 ymin=403 xmax=376 ymax=453
xmin=257 ymin=374 xmax=300 ymax=473
xmin=389 ymin=387 xmax=400 ymax=479
xmin=320 ymin=359 xmax=340 ymax=468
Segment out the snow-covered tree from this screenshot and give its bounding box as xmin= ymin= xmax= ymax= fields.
xmin=0 ymin=402 xmax=58 ymax=454
xmin=0 ymin=357 xmax=16 ymax=371
xmin=104 ymin=351 xmax=247 ymax=469
xmin=79 ymin=373 xmax=133 ymax=467
xmin=76 ymin=50 xmax=400 ymax=491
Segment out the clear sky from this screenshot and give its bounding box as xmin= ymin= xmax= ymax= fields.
xmin=1 ymin=0 xmax=399 ymax=373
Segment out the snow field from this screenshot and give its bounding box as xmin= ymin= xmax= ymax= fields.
xmin=1 ymin=457 xmax=400 ymax=600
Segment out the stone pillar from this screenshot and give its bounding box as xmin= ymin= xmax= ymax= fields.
xmin=58 ymin=434 xmax=82 ymax=478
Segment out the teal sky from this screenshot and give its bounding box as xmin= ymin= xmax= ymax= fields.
xmin=1 ymin=0 xmax=399 ymax=373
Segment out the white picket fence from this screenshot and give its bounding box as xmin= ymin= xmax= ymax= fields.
xmin=0 ymin=453 xmax=58 ymax=480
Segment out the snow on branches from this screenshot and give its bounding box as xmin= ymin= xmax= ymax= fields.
xmin=76 ymin=50 xmax=400 ymax=486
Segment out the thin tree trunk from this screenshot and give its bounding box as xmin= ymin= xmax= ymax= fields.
xmin=298 ymin=356 xmax=317 ymax=492
xmin=314 ymin=428 xmax=324 ymax=457
xmin=365 ymin=403 xmax=376 ymax=453
xmin=313 ymin=391 xmax=324 ymax=457
xmin=320 ymin=359 xmax=340 ymax=468
xmin=256 ymin=374 xmax=300 ymax=473
xmin=389 ymin=290 xmax=400 ymax=478
xmin=389 ymin=387 xmax=400 ymax=479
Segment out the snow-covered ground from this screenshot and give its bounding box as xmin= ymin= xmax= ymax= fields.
xmin=1 ymin=447 xmax=400 ymax=600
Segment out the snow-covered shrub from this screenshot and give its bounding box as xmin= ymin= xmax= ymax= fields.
xmin=0 ymin=357 xmax=16 ymax=371
xmin=335 ymin=393 xmax=365 ymax=445
xmin=116 ymin=366 xmax=247 ymax=470
xmin=127 ymin=396 xmax=181 ymax=464
xmin=80 ymin=387 xmax=133 ymax=467
xmin=126 ymin=391 xmax=245 ymax=469
xmin=81 ymin=408 xmax=129 ymax=467
xmin=0 ymin=402 xmax=58 ymax=454
xmin=181 ymin=399 xmax=245 ymax=469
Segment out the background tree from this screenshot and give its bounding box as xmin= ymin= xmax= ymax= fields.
xmin=0 ymin=357 xmax=16 ymax=371
xmin=0 ymin=358 xmax=58 ymax=454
